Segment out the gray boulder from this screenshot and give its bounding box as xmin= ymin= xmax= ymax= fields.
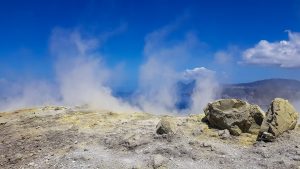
xmin=257 ymin=98 xmax=298 ymax=142
xmin=203 ymin=99 xmax=265 ymax=136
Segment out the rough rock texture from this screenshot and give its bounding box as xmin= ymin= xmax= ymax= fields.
xmin=257 ymin=98 xmax=299 ymax=142
xmin=204 ymin=99 xmax=265 ymax=136
xmin=156 ymin=117 xmax=175 ymax=135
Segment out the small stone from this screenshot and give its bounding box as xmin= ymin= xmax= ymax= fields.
xmin=28 ymin=162 xmax=36 ymax=166
xmin=131 ymin=164 xmax=142 ymax=169
xmin=0 ymin=122 xmax=6 ymax=126
xmin=9 ymin=153 xmax=23 ymax=164
xmin=192 ymin=127 xmax=203 ymax=136
xmin=199 ymin=142 xmax=215 ymax=151
xmin=201 ymin=142 xmax=212 ymax=148
xmin=189 ymin=141 xmax=198 ymax=146
xmin=152 ymin=154 xmax=167 ymax=169
xmin=156 ymin=118 xmax=175 ymax=135
xmin=121 ymin=134 xmax=150 ymax=150
xmin=202 ymin=142 xmax=210 ymax=147
xmin=293 ymin=157 xmax=300 ymax=161
xmin=258 ymin=132 xmax=276 ymax=142
xmin=218 ymin=129 xmax=230 ymax=139
xmin=15 ymin=153 xmax=23 ymax=159
xmin=54 ymin=107 xmax=61 ymax=111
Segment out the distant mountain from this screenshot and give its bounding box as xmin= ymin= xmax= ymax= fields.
xmin=221 ymin=79 xmax=300 ymax=109
xmin=176 ymin=79 xmax=300 ymax=110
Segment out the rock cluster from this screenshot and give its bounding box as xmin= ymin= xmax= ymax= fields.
xmin=202 ymin=98 xmax=299 ymax=141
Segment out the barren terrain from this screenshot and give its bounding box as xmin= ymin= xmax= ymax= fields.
xmin=1 ymin=106 xmax=300 ymax=169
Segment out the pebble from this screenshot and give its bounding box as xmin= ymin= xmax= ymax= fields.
xmin=218 ymin=129 xmax=231 ymax=139
xmin=199 ymin=142 xmax=215 ymax=151
xmin=152 ymin=154 xmax=167 ymax=169
xmin=28 ymin=162 xmax=36 ymax=166
xmin=293 ymin=157 xmax=300 ymax=161
xmin=192 ymin=127 xmax=203 ymax=136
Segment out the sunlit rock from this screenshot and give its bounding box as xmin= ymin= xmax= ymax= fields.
xmin=203 ymin=99 xmax=265 ymax=136
xmin=257 ymin=98 xmax=299 ymax=142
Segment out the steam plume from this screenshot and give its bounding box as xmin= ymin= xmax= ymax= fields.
xmin=0 ymin=25 xmax=219 ymax=114
xmin=50 ymin=28 xmax=137 ymax=112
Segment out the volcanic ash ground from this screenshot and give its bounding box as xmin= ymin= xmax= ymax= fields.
xmin=1 ymin=98 xmax=300 ymax=169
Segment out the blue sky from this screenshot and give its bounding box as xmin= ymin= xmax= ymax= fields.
xmin=1 ymin=0 xmax=300 ymax=91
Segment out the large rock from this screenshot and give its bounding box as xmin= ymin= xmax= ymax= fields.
xmin=257 ymin=98 xmax=298 ymax=142
xmin=203 ymin=99 xmax=265 ymax=136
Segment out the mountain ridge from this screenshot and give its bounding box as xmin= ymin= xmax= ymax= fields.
xmin=175 ymin=78 xmax=300 ymax=111
xmin=221 ymin=78 xmax=300 ymax=109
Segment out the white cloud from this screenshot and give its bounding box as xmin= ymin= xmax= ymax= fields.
xmin=183 ymin=67 xmax=215 ymax=80
xmin=242 ymin=31 xmax=300 ymax=68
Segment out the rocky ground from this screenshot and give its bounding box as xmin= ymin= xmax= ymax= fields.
xmin=1 ymin=106 xmax=300 ymax=169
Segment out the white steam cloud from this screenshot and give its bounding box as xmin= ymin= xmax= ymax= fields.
xmin=242 ymin=31 xmax=300 ymax=68
xmin=50 ymin=28 xmax=137 ymax=112
xmin=0 ymin=79 xmax=58 ymax=111
xmin=183 ymin=67 xmax=219 ymax=114
xmin=0 ymin=28 xmax=137 ymax=112
xmin=0 ymin=24 xmax=219 ymax=114
xmin=135 ymin=22 xmax=219 ymax=114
